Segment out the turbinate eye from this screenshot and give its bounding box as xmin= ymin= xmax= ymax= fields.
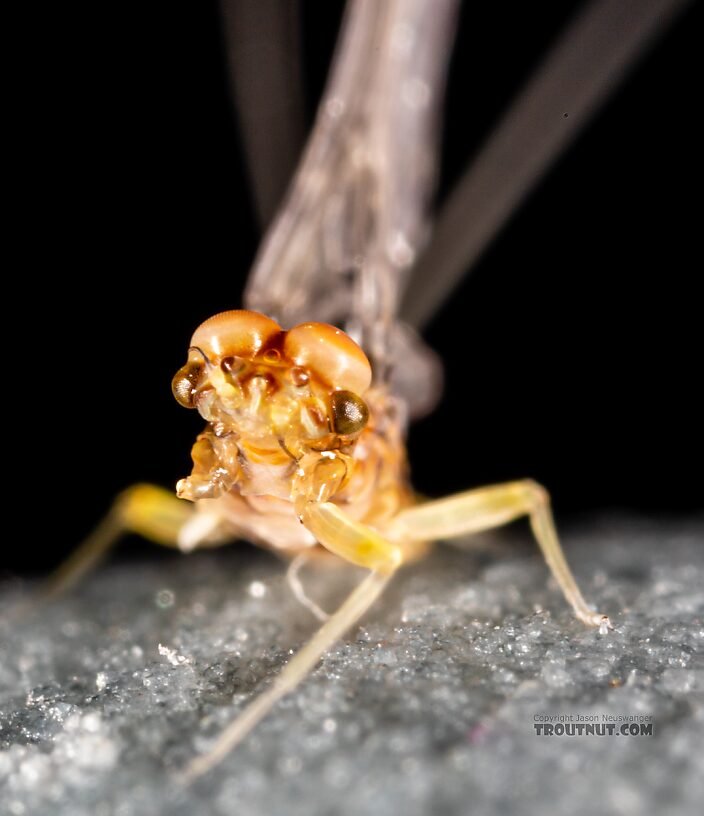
xmin=172 ymin=360 xmax=204 ymax=408
xmin=330 ymin=390 xmax=369 ymax=436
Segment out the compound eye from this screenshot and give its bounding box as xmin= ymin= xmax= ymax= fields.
xmin=190 ymin=310 xmax=282 ymax=364
xmin=283 ymin=322 xmax=372 ymax=393
xmin=172 ymin=359 xmax=204 ymax=408
xmin=330 ymin=390 xmax=369 ymax=436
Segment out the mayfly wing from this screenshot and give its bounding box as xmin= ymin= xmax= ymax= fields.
xmin=244 ymin=0 xmax=459 ymax=418
xmin=400 ymin=0 xmax=691 ymax=328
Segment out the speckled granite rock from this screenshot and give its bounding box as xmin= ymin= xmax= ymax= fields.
xmin=1 ymin=516 xmax=702 ymax=816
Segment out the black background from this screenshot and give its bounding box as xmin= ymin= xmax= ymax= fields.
xmin=9 ymin=1 xmax=701 ymax=575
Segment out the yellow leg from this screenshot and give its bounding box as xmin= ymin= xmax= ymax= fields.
xmin=286 ymin=552 xmax=331 ymax=622
xmin=39 ymin=484 xmax=195 ymax=603
xmin=183 ymin=502 xmax=402 ymax=782
xmin=300 ymin=501 xmax=403 ymax=573
xmin=390 ymin=480 xmax=609 ymax=628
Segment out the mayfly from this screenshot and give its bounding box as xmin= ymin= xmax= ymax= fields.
xmin=39 ymin=0 xmax=687 ymax=784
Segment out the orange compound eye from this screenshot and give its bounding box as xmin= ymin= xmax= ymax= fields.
xmin=283 ymin=322 xmax=372 ymax=394
xmin=190 ymin=310 xmax=282 ymax=364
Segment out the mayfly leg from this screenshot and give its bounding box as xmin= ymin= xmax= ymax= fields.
xmin=183 ymin=568 xmax=392 ymax=783
xmin=26 ymin=485 xmax=195 ymax=609
xmin=390 ymin=480 xmax=610 ymax=628
xmin=286 ymin=552 xmax=331 ymax=622
xmin=183 ymin=499 xmax=403 ymax=781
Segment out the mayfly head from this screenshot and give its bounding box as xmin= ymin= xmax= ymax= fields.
xmin=171 ymin=310 xmax=372 ymax=460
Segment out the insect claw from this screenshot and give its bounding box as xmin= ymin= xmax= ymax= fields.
xmin=598 ymin=615 xmax=613 ymax=635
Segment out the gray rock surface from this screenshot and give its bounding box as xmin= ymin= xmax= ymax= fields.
xmin=1 ymin=516 xmax=703 ymax=816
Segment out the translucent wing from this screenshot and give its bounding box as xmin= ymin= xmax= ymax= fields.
xmin=400 ymin=0 xmax=692 ymax=329
xmin=244 ymin=0 xmax=458 ymax=416
xmin=242 ymin=0 xmax=688 ymax=417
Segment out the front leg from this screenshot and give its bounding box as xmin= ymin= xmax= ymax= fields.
xmin=184 ymin=499 xmax=403 ymax=781
xmin=299 ymin=501 xmax=402 ymax=572
xmin=176 ymin=428 xmax=240 ymax=501
xmin=389 ymin=479 xmax=609 ymax=628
